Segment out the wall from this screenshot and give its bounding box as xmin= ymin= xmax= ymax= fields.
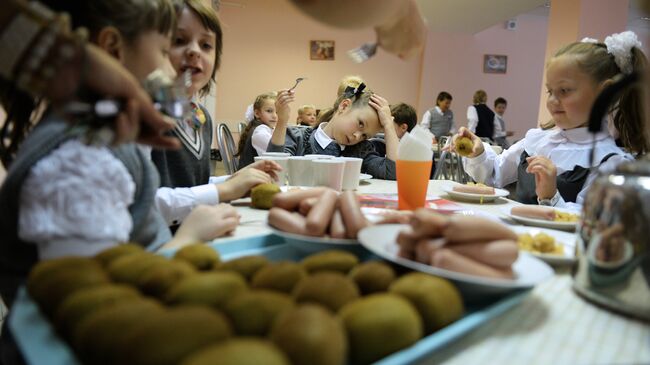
xmin=213 ymin=0 xmax=421 ymax=129
xmin=417 ymin=14 xmax=549 ymax=141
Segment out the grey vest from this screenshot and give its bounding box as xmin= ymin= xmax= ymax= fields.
xmin=0 ymin=116 xmax=170 ymax=306
xmin=427 ymin=108 xmax=454 ymax=139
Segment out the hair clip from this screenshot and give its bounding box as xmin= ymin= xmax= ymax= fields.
xmin=343 ymin=82 xmax=366 ymax=99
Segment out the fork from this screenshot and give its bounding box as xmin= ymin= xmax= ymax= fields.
xmin=289 ymin=77 xmax=306 ymax=91
xmin=347 ymin=42 xmax=378 ymax=63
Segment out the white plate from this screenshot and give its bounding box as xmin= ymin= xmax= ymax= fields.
xmin=502 ymin=206 xmax=579 ymax=232
xmin=359 ymin=173 xmax=373 ymax=181
xmin=269 ymin=226 xmax=359 ymax=253
xmin=358 ymin=224 xmax=554 ymax=296
xmin=511 ymin=226 xmax=576 ymax=265
xmin=442 ymin=185 xmax=509 ymax=203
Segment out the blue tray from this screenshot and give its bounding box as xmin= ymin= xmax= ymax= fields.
xmin=10 ymin=233 xmax=529 ymax=365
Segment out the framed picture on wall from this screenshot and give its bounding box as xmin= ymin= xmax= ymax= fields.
xmin=310 ymin=40 xmax=335 ymax=60
xmin=483 ymin=54 xmax=507 ymax=74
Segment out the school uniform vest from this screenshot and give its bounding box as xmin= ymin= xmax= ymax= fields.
xmin=474 ymin=104 xmax=495 ymax=139
xmin=427 ymin=108 xmax=454 ymax=139
xmin=152 ymin=103 xmax=213 ymax=188
xmin=0 ymin=116 xmax=170 ymax=307
xmin=516 ymin=151 xmax=618 ymax=204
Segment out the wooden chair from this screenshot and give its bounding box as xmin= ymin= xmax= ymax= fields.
xmin=216 ymin=123 xmax=238 ymax=175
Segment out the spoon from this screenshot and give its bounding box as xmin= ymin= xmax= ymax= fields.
xmin=289 ymin=77 xmax=306 ymax=91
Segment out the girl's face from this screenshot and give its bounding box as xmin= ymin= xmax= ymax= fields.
xmin=170 ymin=7 xmax=217 ymax=96
xmin=545 ymin=55 xmax=604 ymax=130
xmin=329 ymin=100 xmax=382 ymax=145
xmin=121 ymin=31 xmax=173 ymax=81
xmin=254 ymin=98 xmax=278 ymax=127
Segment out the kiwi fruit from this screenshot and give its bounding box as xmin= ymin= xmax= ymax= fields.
xmin=115 ymin=306 xmax=232 ymax=365
xmin=270 ymin=304 xmax=347 ymax=365
xmin=174 ymin=243 xmax=221 ymax=271
xmin=106 ymin=252 xmax=168 ymax=285
xmin=338 ymin=293 xmax=423 ymax=364
xmin=250 ymin=183 xmax=281 ymax=210
xmin=218 ymin=255 xmax=269 ymax=281
xmin=223 ymin=290 xmax=294 ymax=336
xmin=181 ymin=338 xmax=290 ymax=365
xmin=27 ymin=257 xmax=103 ymax=295
xmin=94 ymin=243 xmax=144 ymax=267
xmin=301 ymin=250 xmax=359 ymax=274
xmin=251 ymin=261 xmax=307 ymax=293
xmin=54 ymin=284 xmax=140 ymax=340
xmin=292 ymin=272 xmax=360 ymax=312
xmin=138 ymin=259 xmax=197 ymax=299
xmin=455 ymin=136 xmax=473 ymax=157
xmin=73 ymin=298 xmax=164 ymax=365
xmin=348 ymin=261 xmax=396 ymax=295
xmin=27 ymin=259 xmax=109 ymax=316
xmin=389 ymin=273 xmax=464 ymax=334
xmin=166 ymin=271 xmax=247 ymax=308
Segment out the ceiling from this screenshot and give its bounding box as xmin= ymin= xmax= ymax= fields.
xmin=415 ymin=0 xmax=548 ymax=34
xmin=415 ymin=0 xmax=650 ymax=34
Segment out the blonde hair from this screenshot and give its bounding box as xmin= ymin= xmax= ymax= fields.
xmin=473 ymin=90 xmax=487 ymax=104
xmin=337 ymin=75 xmax=364 ymax=96
xmin=298 ymin=104 xmax=316 ymax=115
xmin=554 ymin=41 xmax=648 ymax=154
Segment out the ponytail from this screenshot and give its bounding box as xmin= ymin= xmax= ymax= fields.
xmin=612 ymin=47 xmax=648 ymax=155
xmin=235 ymin=119 xmax=260 ymax=157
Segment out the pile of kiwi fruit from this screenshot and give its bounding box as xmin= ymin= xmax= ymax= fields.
xmin=26 ymin=244 xmax=465 ymax=365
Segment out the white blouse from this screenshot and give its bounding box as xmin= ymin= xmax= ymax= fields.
xmin=252 ymin=124 xmax=273 ymax=156
xmin=463 ymin=127 xmax=632 ymax=211
xmin=19 ymin=140 xmax=135 ymax=259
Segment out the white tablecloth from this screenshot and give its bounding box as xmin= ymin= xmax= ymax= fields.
xmin=222 ymin=179 xmax=650 ymax=365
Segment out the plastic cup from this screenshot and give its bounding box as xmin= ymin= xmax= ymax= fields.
xmin=396 ymin=160 xmax=432 ymax=210
xmin=287 ymin=156 xmax=313 ymax=186
xmin=312 ymin=159 xmax=346 ymax=191
xmin=254 ymin=155 xmax=289 ymax=185
xmin=338 ymin=157 xmax=363 ymax=190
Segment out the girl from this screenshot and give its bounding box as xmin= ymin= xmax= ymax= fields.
xmin=0 ymin=0 xmax=240 ymax=308
xmin=268 ymin=84 xmax=399 ymax=179
xmin=236 ymin=92 xmax=278 ymax=169
xmin=452 ymin=31 xmax=646 ymax=211
xmin=152 ymin=0 xmax=278 ymax=226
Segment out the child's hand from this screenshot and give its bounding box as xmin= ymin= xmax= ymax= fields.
xmin=526 ymin=156 xmax=557 ymax=200
xmin=166 ymin=204 xmax=240 ymax=249
xmin=275 ymin=89 xmax=295 ymax=125
xmin=369 ymin=94 xmax=393 ymax=128
xmin=447 ymin=127 xmax=484 ymax=157
xmin=244 ymin=159 xmax=282 ymax=181
xmin=218 ymin=168 xmax=275 ymax=201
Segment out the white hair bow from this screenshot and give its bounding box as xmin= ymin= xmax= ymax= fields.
xmin=244 ymin=104 xmax=255 ymax=123
xmin=604 ymin=31 xmax=642 ymax=75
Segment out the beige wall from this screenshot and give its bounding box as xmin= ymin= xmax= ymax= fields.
xmin=214 ymin=0 xmax=421 ymax=129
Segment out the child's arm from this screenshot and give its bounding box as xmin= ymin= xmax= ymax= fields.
xmin=420 ymin=110 xmax=432 ymax=128
xmin=251 ymin=125 xmax=273 ymax=156
xmin=269 ymin=90 xmax=295 ymax=150
xmin=467 ymin=106 xmax=478 ymax=133
xmin=369 ymin=94 xmax=398 ymax=161
xmin=362 ymin=153 xmax=396 ymax=180
xmin=161 ymin=204 xmax=241 ymax=250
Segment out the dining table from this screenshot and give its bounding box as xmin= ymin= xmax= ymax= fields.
xmin=222 ymin=178 xmax=650 ymax=365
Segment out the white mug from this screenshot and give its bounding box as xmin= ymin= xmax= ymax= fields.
xmin=254 ymin=155 xmax=289 ymax=185
xmin=312 ymin=159 xmax=346 ymax=191
xmin=287 ymin=156 xmax=313 ymax=186
xmin=337 ymin=157 xmax=363 ymax=190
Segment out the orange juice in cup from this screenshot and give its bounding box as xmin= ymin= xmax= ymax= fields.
xmin=396 ymin=160 xmax=432 ymax=210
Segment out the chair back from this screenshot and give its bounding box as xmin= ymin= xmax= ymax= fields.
xmin=216 ymin=123 xmax=238 ymax=175
xmin=432 ymin=136 xmax=471 ymax=183
xmin=237 ymin=122 xmax=247 ymax=136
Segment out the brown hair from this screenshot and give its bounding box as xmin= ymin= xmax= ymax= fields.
xmin=390 ymin=103 xmax=417 ymax=132
xmin=473 ymin=90 xmax=487 ymax=104
xmin=554 ymin=40 xmax=648 ymax=154
xmin=236 ymin=92 xmax=277 ymax=157
xmin=0 ymin=0 xmax=177 ymax=168
xmin=177 ymin=0 xmax=223 ymax=97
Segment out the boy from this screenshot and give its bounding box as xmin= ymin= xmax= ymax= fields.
xmin=493 ymin=97 xmax=511 ymax=149
xmin=296 ymin=104 xmax=317 ymax=127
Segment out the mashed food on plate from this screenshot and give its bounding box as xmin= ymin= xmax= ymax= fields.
xmin=554 ymin=211 xmax=579 ymax=222
xmin=518 ymin=233 xmax=563 ymax=255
